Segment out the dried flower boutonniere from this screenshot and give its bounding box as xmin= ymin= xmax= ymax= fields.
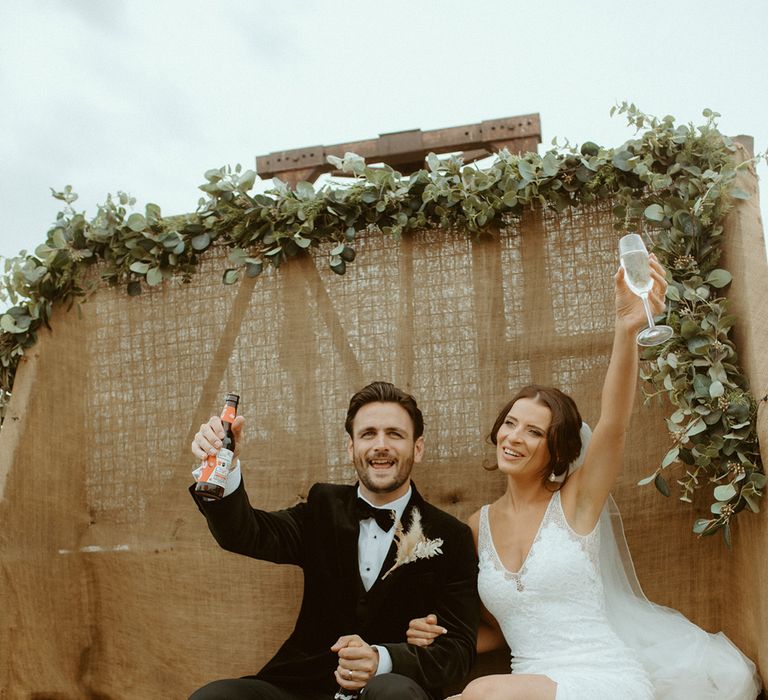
xmin=381 ymin=508 xmax=443 ymax=579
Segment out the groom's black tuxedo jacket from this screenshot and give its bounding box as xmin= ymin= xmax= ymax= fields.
xmin=191 ymin=479 xmax=479 ymax=698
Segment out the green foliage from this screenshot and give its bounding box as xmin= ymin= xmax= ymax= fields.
xmin=0 ymin=104 xmax=764 ymax=542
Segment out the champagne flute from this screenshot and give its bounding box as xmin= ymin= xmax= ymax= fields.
xmin=619 ymin=233 xmax=673 ymax=346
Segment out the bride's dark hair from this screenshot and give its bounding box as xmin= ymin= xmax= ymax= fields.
xmin=486 ymin=385 xmax=583 ymax=488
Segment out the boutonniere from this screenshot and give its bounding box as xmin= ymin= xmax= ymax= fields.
xmin=381 ymin=508 xmax=443 ymax=579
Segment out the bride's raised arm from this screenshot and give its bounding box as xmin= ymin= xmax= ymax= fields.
xmin=563 ymin=255 xmax=668 ymax=531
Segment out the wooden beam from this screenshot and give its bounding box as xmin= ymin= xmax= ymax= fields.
xmin=256 ymin=114 xmax=541 ymax=183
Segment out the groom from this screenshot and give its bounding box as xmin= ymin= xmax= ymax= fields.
xmin=188 ymin=381 xmax=479 ymax=700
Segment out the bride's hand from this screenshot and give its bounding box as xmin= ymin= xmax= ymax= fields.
xmin=406 ymin=613 xmax=446 ymax=647
xmin=615 ymin=253 xmax=668 ymax=332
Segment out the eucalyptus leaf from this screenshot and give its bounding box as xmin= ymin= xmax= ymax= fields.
xmin=661 ymin=447 xmax=680 ymax=468
xmin=723 ymin=523 xmax=732 ymax=549
xmin=237 ymin=170 xmax=256 ymax=191
xmin=146 ymin=267 xmax=163 ymax=286
xmin=743 ymin=492 xmax=760 ymax=513
xmin=145 ymin=203 xmax=162 ymax=224
xmin=687 ymin=337 xmax=711 ymax=355
xmin=517 ymin=159 xmax=536 ymax=181
xmin=127 ymin=213 xmax=147 ymax=232
xmin=330 ymin=257 xmax=346 ymax=275
xmin=685 ymin=418 xmax=707 ymax=437
xmin=692 ymin=373 xmax=711 ymax=397
xmin=706 ymin=269 xmax=732 ymax=288
xmin=222 ymin=269 xmax=240 ymax=285
xmin=0 ymin=314 xmax=25 ymax=333
xmin=680 ymin=319 xmax=699 ymax=339
xmin=326 ymin=155 xmax=343 ymax=169
xmin=245 ymin=261 xmax=263 ymax=278
xmin=692 ymin=518 xmax=711 ymax=534
xmin=340 ymin=246 xmax=356 ymax=262
xmin=709 ymin=380 xmax=724 ymax=398
xmin=501 ymin=190 xmax=518 ymax=208
xmin=295 ymin=181 xmax=315 ymax=199
xmin=654 ymin=473 xmax=670 ymax=497
xmin=612 ymin=151 xmax=633 ymax=171
xmin=670 ymin=408 xmax=685 ymax=423
xmin=191 ymin=233 xmax=211 ymax=251
xmin=541 ymin=152 xmax=560 ymax=177
xmin=713 ymin=484 xmax=736 ymax=501
xmin=643 ymin=204 xmax=665 ymax=221
xmin=52 ymin=229 xmax=68 ymax=249
xmin=666 ymin=352 xmax=679 ymax=369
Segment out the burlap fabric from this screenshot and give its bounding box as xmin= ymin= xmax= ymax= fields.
xmin=0 ymin=187 xmax=764 ymax=698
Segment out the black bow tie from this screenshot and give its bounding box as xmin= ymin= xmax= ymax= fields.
xmin=355 ymin=497 xmax=396 ymax=532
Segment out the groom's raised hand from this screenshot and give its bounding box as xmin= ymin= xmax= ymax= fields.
xmin=331 ymin=635 xmax=379 ymax=690
xmin=191 ymin=414 xmax=246 ymax=462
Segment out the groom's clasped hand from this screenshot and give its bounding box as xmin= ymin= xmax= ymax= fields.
xmin=330 ymin=635 xmax=379 ymax=691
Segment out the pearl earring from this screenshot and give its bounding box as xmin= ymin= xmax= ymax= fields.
xmin=548 ymin=471 xmax=557 ymax=482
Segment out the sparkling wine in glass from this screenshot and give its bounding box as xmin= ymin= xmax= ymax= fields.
xmin=619 ymin=234 xmax=673 ymax=346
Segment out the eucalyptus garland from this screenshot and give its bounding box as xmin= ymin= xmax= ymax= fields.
xmin=0 ymin=104 xmax=764 ymax=542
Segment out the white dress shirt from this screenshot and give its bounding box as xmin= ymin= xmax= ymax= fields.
xmin=355 ymin=487 xmax=411 ymax=590
xmin=354 ymin=485 xmax=411 ymax=676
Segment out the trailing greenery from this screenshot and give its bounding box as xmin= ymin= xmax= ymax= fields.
xmin=0 ymin=104 xmax=764 ymax=542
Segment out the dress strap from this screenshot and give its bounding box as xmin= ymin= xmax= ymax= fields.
xmin=477 ymin=504 xmax=491 ymax=554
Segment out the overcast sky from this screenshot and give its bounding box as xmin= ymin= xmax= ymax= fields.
xmin=2 ymin=1 xmax=766 ymax=266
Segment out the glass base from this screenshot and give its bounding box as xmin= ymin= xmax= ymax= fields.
xmin=636 ymin=324 xmax=674 ymax=347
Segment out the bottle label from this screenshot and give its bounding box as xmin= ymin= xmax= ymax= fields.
xmin=221 ymin=405 xmax=237 ymax=424
xmin=196 ymin=448 xmax=234 ymax=488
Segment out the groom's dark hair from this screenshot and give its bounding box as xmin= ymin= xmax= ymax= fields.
xmin=345 ymin=381 xmax=424 ymax=439
xmin=487 ymin=385 xmax=583 ymax=487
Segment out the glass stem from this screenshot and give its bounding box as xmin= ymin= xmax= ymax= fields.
xmin=640 ymin=294 xmax=656 ymax=329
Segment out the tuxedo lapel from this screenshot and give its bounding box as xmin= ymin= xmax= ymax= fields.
xmin=332 ymin=487 xmax=363 ymax=586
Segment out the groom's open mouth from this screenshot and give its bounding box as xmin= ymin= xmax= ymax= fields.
xmin=368 ymin=457 xmax=396 ymax=470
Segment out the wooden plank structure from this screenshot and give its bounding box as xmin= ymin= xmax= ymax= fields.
xmin=255 ymin=114 xmax=542 ymax=185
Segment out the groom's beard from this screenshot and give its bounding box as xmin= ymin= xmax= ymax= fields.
xmin=351 ymin=450 xmax=414 ymax=495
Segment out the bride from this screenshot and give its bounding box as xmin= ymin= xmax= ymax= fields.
xmin=407 ymin=257 xmax=761 ymax=699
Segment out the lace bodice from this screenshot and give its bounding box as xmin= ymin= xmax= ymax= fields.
xmin=477 ymin=491 xmax=654 ymax=699
xmin=479 ymin=490 xmax=601 ymax=591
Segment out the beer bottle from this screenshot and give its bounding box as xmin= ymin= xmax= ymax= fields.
xmin=194 ymin=393 xmax=240 ymax=500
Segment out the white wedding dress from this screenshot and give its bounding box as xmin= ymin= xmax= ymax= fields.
xmin=477 ymin=492 xmax=761 ymax=699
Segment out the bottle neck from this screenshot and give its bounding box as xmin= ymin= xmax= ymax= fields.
xmin=221 ymin=403 xmax=238 ymax=425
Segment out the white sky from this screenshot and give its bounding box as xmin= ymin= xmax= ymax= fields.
xmin=1 ymin=1 xmax=766 ymax=265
